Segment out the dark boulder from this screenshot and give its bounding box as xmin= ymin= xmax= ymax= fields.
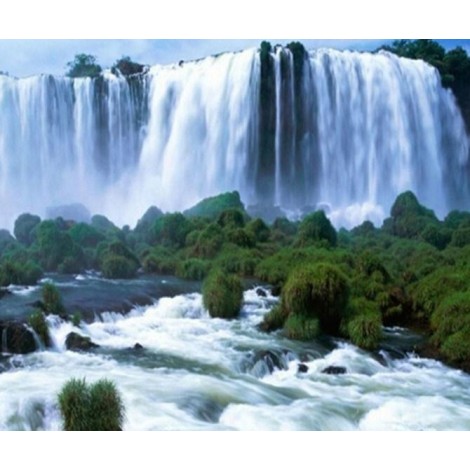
xmin=1 ymin=322 xmax=37 ymax=354
xmin=297 ymin=363 xmax=309 ymax=373
xmin=65 ymin=332 xmax=99 ymax=351
xmin=133 ymin=343 xmax=144 ymax=350
xmin=256 ymin=287 xmax=268 ymax=298
xmin=322 ymin=365 xmax=347 ymax=375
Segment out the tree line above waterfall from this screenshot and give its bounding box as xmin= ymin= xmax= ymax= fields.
xmin=2 ymin=190 xmax=470 ymax=373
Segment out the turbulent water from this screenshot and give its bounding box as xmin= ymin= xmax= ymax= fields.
xmin=0 ymin=47 xmax=468 ymax=229
xmin=1 ymin=284 xmax=470 ymax=431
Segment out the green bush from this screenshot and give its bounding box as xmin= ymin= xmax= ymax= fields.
xmin=217 ymin=208 xmax=246 ymax=229
xmin=66 ymin=54 xmax=102 ymax=78
xmin=153 ymin=213 xmax=191 ymax=249
xmin=296 ymin=211 xmax=337 ymax=247
xmin=42 ymin=282 xmax=65 ymax=315
xmin=102 ymin=255 xmax=138 ymax=279
xmin=225 ymin=228 xmax=255 ymax=248
xmin=176 ymin=258 xmax=210 ymax=280
xmin=246 ymin=218 xmax=270 ymax=243
xmin=283 ymin=263 xmax=349 ymax=335
xmin=58 ymin=378 xmax=125 ymax=431
xmin=450 ymin=228 xmax=470 ymax=248
xmin=28 ymin=310 xmax=51 ymax=347
xmin=0 ymin=260 xmax=42 ymax=286
xmin=284 ymin=314 xmax=320 ymax=341
xmin=214 ymin=246 xmax=261 ymax=276
xmin=202 ymin=270 xmax=243 ymax=319
xmin=142 ymin=246 xmax=177 ymax=275
xmin=192 ymin=223 xmax=224 ymax=258
xmin=412 ymin=266 xmax=469 ymax=320
xmin=14 ymin=213 xmax=41 ymax=246
xmin=430 ymin=291 xmax=470 ymax=346
xmin=347 ymin=311 xmax=382 ymax=350
xmin=68 ymin=223 xmax=105 ymax=248
xmin=259 ymin=304 xmax=288 ymax=332
xmin=441 ymin=330 xmax=470 ymax=363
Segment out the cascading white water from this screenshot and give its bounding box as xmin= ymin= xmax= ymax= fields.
xmin=0 ymin=47 xmax=468 ymax=229
xmin=2 ymin=286 xmax=470 ymax=430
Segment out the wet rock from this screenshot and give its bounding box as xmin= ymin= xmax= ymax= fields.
xmin=133 ymin=343 xmax=144 ymax=350
xmin=322 ymin=366 xmax=347 ymax=375
xmin=65 ymin=332 xmax=99 ymax=351
xmin=255 ymin=287 xmax=268 ymax=297
xmin=256 ymin=287 xmax=268 ymax=298
xmin=297 ymin=363 xmax=309 ymax=373
xmin=1 ymin=322 xmax=37 ymax=354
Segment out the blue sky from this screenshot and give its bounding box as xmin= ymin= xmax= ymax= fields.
xmin=1 ymin=39 xmax=469 ymax=78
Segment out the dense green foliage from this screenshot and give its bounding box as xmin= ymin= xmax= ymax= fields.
xmin=28 ymin=310 xmax=51 ymax=347
xmin=3 ymin=187 xmax=470 ymax=370
xmin=58 ymin=378 xmax=125 ymax=431
xmin=184 ymin=191 xmax=245 ymax=219
xmin=202 ymin=269 xmax=243 ymax=319
xmin=42 ymin=282 xmax=65 ymax=315
xmin=66 ymin=54 xmax=102 ymax=78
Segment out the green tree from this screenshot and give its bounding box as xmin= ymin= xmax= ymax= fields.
xmin=66 ymin=54 xmax=102 ymax=78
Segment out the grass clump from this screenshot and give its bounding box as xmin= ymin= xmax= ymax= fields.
xmin=202 ymin=269 xmax=243 ymax=319
xmin=58 ymin=378 xmax=125 ymax=431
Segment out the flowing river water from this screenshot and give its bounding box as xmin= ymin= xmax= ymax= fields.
xmin=1 ymin=276 xmax=470 ymax=431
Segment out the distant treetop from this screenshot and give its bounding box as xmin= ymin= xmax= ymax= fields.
xmin=66 ymin=53 xmax=102 ymax=78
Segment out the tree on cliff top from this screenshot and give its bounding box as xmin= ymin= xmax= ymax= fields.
xmin=66 ymin=54 xmax=102 ymax=78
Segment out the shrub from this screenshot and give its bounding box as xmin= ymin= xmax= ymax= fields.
xmin=14 ymin=213 xmax=41 ymax=246
xmin=153 ymin=213 xmax=190 ymax=249
xmin=202 ymin=270 xmax=243 ymax=319
xmin=246 ymin=218 xmax=270 ymax=243
xmin=225 ymin=228 xmax=255 ymax=248
xmin=0 ymin=260 xmax=42 ymax=286
xmin=68 ymin=223 xmax=105 ymax=248
xmin=411 ymin=266 xmax=469 ymax=320
xmin=450 ymin=228 xmax=470 ymax=248
xmin=71 ymin=312 xmax=82 ymax=327
xmin=296 ymin=211 xmax=337 ymax=247
xmin=284 ymin=314 xmax=320 ymax=341
xmin=142 ymin=246 xmax=177 ymax=275
xmin=214 ymin=246 xmax=261 ymax=276
xmin=42 ymin=282 xmax=65 ymax=315
xmin=66 ymin=54 xmax=102 ymax=78
xmin=217 ymin=208 xmax=246 ymax=229
xmin=58 ymin=378 xmax=125 ymax=431
xmin=28 ymin=310 xmax=51 ymax=347
xmin=283 ymin=263 xmax=349 ymax=335
xmin=430 ymin=291 xmax=470 ymax=346
xmin=192 ymin=223 xmax=224 ymax=258
xmin=259 ymin=304 xmax=288 ymax=332
xmin=102 ymin=255 xmax=138 ymax=279
xmin=347 ymin=311 xmax=382 ymax=350
xmin=176 ymin=258 xmax=209 ymax=281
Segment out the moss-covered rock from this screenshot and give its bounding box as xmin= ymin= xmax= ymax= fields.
xmin=202 ymin=269 xmax=243 ymax=319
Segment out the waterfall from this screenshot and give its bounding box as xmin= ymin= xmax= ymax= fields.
xmin=0 ymin=47 xmax=468 ymax=229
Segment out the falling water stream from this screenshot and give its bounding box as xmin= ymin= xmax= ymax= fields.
xmin=0 ymin=48 xmax=468 ymax=229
